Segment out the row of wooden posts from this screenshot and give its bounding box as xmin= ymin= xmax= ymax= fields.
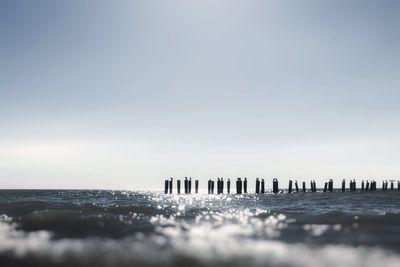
xmin=164 ymin=177 xmax=400 ymax=194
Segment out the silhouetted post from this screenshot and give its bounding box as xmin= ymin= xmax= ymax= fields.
xmin=352 ymin=180 xmax=356 ymax=191
xmin=390 ymin=180 xmax=394 ymax=190
xmin=295 ymin=181 xmax=299 ymax=192
xmin=164 ymin=180 xmax=169 ymax=194
xmin=366 ymin=181 xmax=370 ymax=191
xmin=313 ymin=180 xmax=317 ymax=192
xmin=169 ymin=178 xmax=173 ymax=194
xmin=221 ymin=178 xmax=224 ymax=194
xmin=273 ymin=178 xmax=279 ymax=194
xmin=261 ymin=179 xmax=265 ymax=194
xmin=398 ymin=180 xmax=400 ymax=191
xmin=244 ymin=178 xmax=248 ymax=194
xmin=208 ymin=180 xmax=211 ymax=194
xmin=342 ymin=179 xmax=346 ymax=192
xmin=211 ymin=180 xmax=215 ymax=194
xmin=361 ymin=180 xmax=365 ymax=191
xmin=227 ymin=179 xmax=231 ymax=194
xmin=311 ymin=180 xmax=316 ymax=192
xmin=302 ymin=181 xmax=306 ymax=192
xmin=195 ymin=180 xmax=199 ymax=194
xmin=328 ymin=179 xmax=333 ymax=192
xmin=177 ymin=180 xmax=181 ymax=194
xmin=371 ymin=181 xmax=376 ymax=191
xmin=323 ymin=182 xmax=328 ymax=192
xmin=236 ymin=178 xmax=242 ymax=194
xmin=217 ymin=178 xmax=221 ymax=194
xmin=255 ymin=178 xmax=260 ymax=194
xmin=382 ymin=181 xmax=385 ymax=191
xmin=189 ymin=177 xmax=192 ymax=194
xmin=385 ymin=180 xmax=388 ymax=190
xmin=288 ymin=180 xmax=293 ymax=194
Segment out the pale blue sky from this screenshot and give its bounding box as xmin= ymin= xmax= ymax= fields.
xmin=1 ymin=0 xmax=400 ymax=189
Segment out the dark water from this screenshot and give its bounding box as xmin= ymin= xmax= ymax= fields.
xmin=0 ymin=190 xmax=400 ymax=267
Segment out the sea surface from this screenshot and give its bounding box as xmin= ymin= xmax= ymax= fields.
xmin=0 ymin=189 xmax=400 ymax=267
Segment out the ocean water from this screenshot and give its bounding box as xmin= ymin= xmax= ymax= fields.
xmin=0 ymin=190 xmax=400 ymax=267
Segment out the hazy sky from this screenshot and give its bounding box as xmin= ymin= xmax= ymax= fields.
xmin=1 ymin=0 xmax=400 ymax=189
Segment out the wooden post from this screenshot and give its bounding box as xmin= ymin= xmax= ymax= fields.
xmin=273 ymin=178 xmax=279 ymax=194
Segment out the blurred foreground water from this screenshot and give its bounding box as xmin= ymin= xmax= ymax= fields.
xmin=0 ymin=190 xmax=400 ymax=267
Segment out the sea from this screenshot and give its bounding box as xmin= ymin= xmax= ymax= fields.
xmin=0 ymin=189 xmax=399 ymax=267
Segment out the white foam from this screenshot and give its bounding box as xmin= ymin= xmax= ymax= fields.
xmin=0 ymin=214 xmax=399 ymax=267
xmin=157 ymin=219 xmax=400 ymax=267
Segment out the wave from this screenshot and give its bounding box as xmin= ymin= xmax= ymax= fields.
xmin=1 ymin=213 xmax=400 ymax=267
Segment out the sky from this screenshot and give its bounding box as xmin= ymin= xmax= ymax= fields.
xmin=0 ymin=0 xmax=400 ymax=190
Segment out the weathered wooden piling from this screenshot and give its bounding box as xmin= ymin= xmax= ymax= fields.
xmin=163 ymin=177 xmax=400 ymax=195
xmin=236 ymin=178 xmax=242 ymax=194
xmin=261 ymin=179 xmax=265 ymax=194
xmin=169 ymin=178 xmax=173 ymax=194
xmin=217 ymin=178 xmax=224 ymax=194
xmin=177 ymin=180 xmax=181 ymax=194
xmin=164 ymin=180 xmax=169 ymax=194
xmin=255 ymin=178 xmax=260 ymax=194
xmin=227 ymin=178 xmax=231 ymax=194
xmin=371 ymin=181 xmax=376 ymax=191
xmin=350 ymin=180 xmax=356 ymax=191
xmin=184 ymin=177 xmax=188 ymax=194
xmin=273 ymin=178 xmax=279 ymax=194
